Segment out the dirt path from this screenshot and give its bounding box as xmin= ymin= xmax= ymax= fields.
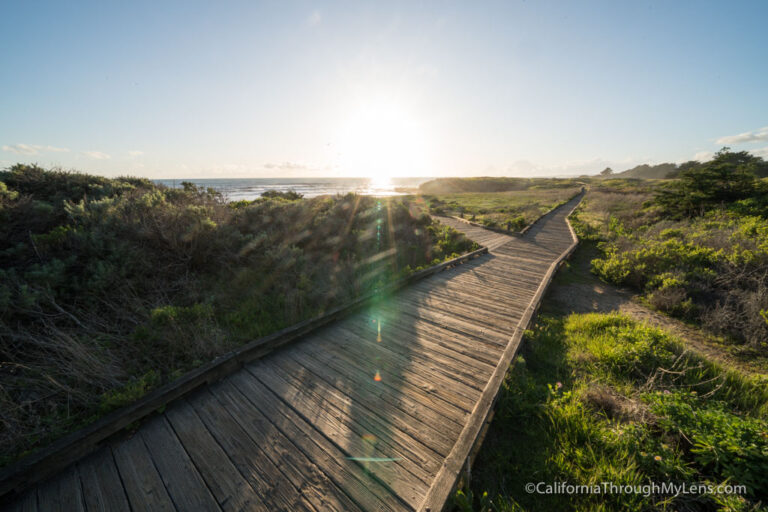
xmin=543 ymin=244 xmax=768 ymax=377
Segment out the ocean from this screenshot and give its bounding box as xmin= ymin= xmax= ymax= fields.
xmin=153 ymin=177 xmax=431 ymax=201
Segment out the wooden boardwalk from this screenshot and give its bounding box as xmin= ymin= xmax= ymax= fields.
xmin=431 ymin=216 xmax=514 ymax=251
xmin=4 ymin=193 xmax=582 ymax=512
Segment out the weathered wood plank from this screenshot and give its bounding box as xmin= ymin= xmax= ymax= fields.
xmin=164 ymin=400 xmax=262 ymax=511
xmin=279 ymin=347 xmax=461 ymax=452
xmin=324 ymin=322 xmax=483 ymax=405
xmin=35 ymin=469 xmax=84 ymax=512
xmin=192 ymin=387 xmax=341 ymax=512
xmin=291 ymin=334 xmax=467 ymax=428
xmin=192 ymin=383 xmax=328 ymax=510
xmin=404 ymin=289 xmax=528 ymax=329
xmin=353 ymin=311 xmax=498 ymax=371
xmin=334 ymin=315 xmax=491 ymax=392
xmin=369 ymin=309 xmax=503 ymax=367
xmin=410 ymin=279 xmax=537 ymax=310
xmin=390 ymin=296 xmax=518 ymax=342
xmin=112 ymin=433 xmax=176 ymax=511
xmin=251 ymin=359 xmax=443 ymax=481
xmin=243 ymin=362 xmax=433 ymax=500
xmin=222 ymin=373 xmax=410 ymax=511
xmin=77 ymin=448 xmax=131 ymax=512
xmin=139 ymin=417 xmax=222 ymax=511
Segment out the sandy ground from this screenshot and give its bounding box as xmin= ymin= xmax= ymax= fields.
xmin=542 ymin=244 xmax=768 ymax=377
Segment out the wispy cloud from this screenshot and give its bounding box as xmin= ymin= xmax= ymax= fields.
xmin=263 ymin=161 xmax=308 ymax=170
xmin=716 ymin=126 xmax=768 ymax=145
xmin=307 ymin=9 xmax=322 ymax=26
xmin=128 ymin=150 xmax=144 ymax=157
xmin=2 ymin=143 xmax=70 ymax=155
xmin=82 ymin=150 xmax=111 ymax=160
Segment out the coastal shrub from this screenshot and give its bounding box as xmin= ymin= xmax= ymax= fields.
xmin=260 ymin=189 xmax=303 ymax=200
xmin=644 ymin=391 xmax=768 ymax=496
xmin=590 ymin=213 xmax=768 ymax=345
xmin=0 ymin=164 xmax=478 ymax=467
xmin=577 ymin=154 xmax=768 ymax=348
xmin=654 ymin=148 xmax=768 ymax=218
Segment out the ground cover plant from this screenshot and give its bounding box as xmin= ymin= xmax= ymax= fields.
xmin=418 ymin=178 xmax=583 ymax=231
xmin=0 ymin=164 xmax=477 ymax=467
xmin=462 ymin=312 xmax=768 ymax=511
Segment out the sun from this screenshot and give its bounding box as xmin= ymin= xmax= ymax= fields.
xmin=337 ymin=100 xmax=431 ymax=180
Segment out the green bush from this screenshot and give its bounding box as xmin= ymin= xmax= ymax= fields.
xmin=645 ymin=391 xmax=768 ymax=497
xmin=579 ymin=159 xmax=768 ymax=347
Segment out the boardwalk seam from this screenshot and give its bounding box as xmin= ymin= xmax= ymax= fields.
xmin=105 ymin=447 xmax=132 ymax=512
xmin=166 ymin=402 xmax=249 ymax=511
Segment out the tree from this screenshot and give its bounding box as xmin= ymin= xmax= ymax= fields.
xmin=709 ymin=147 xmax=768 ymax=177
xmin=654 ymin=148 xmax=765 ymax=217
xmin=600 ymin=167 xmax=614 ymax=176
xmin=667 ymin=160 xmax=700 ymax=179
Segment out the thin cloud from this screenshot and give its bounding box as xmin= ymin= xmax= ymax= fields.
xmin=307 ymin=9 xmax=321 ymax=26
xmin=693 ymin=151 xmax=714 ymax=162
xmin=2 ymin=143 xmax=70 ymax=155
xmin=128 ymin=150 xmax=144 ymax=157
xmin=263 ymin=161 xmax=308 ymax=170
xmin=716 ymin=126 xmax=768 ymax=145
xmin=82 ymin=151 xmax=111 ymax=160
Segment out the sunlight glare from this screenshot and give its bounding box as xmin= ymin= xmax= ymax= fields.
xmin=338 ymin=100 xmax=431 ymax=179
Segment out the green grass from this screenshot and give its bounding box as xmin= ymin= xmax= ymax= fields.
xmin=462 ymin=313 xmax=768 ymax=511
xmin=423 ymin=187 xmax=581 ymax=231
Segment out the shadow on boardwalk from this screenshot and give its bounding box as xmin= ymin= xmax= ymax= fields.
xmin=3 ymin=193 xmax=584 ymax=512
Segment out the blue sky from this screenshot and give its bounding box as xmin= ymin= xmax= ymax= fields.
xmin=1 ymin=0 xmax=767 ymax=178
